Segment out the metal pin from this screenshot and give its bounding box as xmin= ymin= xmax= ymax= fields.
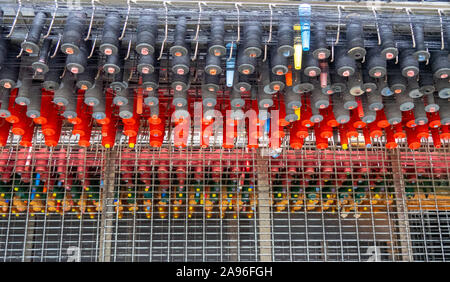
xmin=50 ymin=34 xmax=62 ymax=59
xmin=438 ymin=9 xmax=444 ymax=50
xmin=262 ymin=4 xmax=274 ymax=62
xmin=235 ymin=2 xmax=242 ymax=43
xmin=192 ymin=2 xmax=207 ymax=62
xmin=157 ymin=1 xmax=170 ymax=61
xmin=334 ymin=5 xmax=342 ymax=45
xmin=372 ymin=7 xmax=381 ymax=45
xmin=330 ymin=43 xmax=334 ymax=63
xmin=6 ymin=0 xmax=22 ymax=38
xmin=227 ymin=41 xmax=234 ymax=62
xmin=124 ymin=39 xmax=132 ymax=60
xmin=118 ymin=0 xmax=131 ymax=41
xmin=59 ymin=68 xmax=66 ymax=79
xmin=84 ymin=0 xmax=96 ymax=41
xmin=405 ymin=8 xmax=415 ymax=48
xmin=44 ymin=0 xmax=58 ymax=39
xmin=87 ymin=35 xmax=97 ymax=59
xmin=16 ymin=32 xmax=28 ymax=58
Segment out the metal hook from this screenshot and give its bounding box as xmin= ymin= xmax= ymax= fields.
xmin=235 ymin=2 xmax=242 ymax=43
xmin=334 ymin=5 xmax=342 ymax=45
xmin=262 ymin=4 xmax=274 ymax=62
xmin=87 ymin=35 xmax=97 ymax=59
xmin=16 ymin=32 xmax=28 ymax=58
xmin=157 ymin=1 xmax=170 ymax=61
xmin=95 ymin=68 xmax=101 ymax=80
xmin=330 ymin=42 xmax=334 ymax=63
xmin=192 ymin=2 xmax=207 ymax=62
xmin=6 ymin=0 xmax=22 ymax=38
xmin=425 ymin=48 xmax=429 ymax=65
xmin=118 ymin=0 xmax=131 ymax=41
xmin=227 ymin=41 xmax=234 ymax=61
xmin=84 ymin=0 xmax=96 ymax=41
xmin=50 ymin=34 xmax=62 ymax=59
xmin=372 ymin=7 xmax=381 ymax=45
xmin=405 ymin=8 xmax=415 ymax=48
xmin=44 ymin=0 xmax=58 ymax=39
xmin=438 ymin=9 xmax=444 ymax=50
xmin=59 ymin=68 xmax=66 ymax=79
xmin=128 ymin=68 xmax=134 ymax=81
xmin=124 ymin=39 xmax=132 ymax=60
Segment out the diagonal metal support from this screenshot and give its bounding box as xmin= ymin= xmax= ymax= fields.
xmin=388 ymin=149 xmax=414 ymax=262
xmin=98 ymin=150 xmax=117 ymax=262
xmin=256 ymin=152 xmax=272 ymax=262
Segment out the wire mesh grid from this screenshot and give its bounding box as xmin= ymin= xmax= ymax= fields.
xmin=0 ymin=128 xmax=448 ymax=261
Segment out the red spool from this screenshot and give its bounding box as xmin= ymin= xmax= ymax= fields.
xmin=4 ymin=89 xmax=21 ymax=123
xmin=376 ymin=109 xmax=390 ymax=129
xmin=314 ymin=125 xmax=329 ymax=149
xmin=289 ymin=127 xmax=304 ymax=150
xmin=415 ymin=124 xmax=430 ymax=140
xmin=102 ymin=120 xmax=117 ymax=148
xmin=402 ymin=110 xmax=416 ymax=128
xmin=67 ymin=92 xmax=85 ymax=125
xmin=368 ymin=121 xmax=383 ymax=138
xmin=223 ymin=120 xmax=235 ymax=149
xmin=362 ymin=126 xmax=372 ymax=148
xmin=440 ymin=125 xmax=450 ymax=140
xmin=78 ymin=125 xmax=92 ymax=147
xmin=149 ymin=120 xmax=165 ymax=137
xmin=11 ymin=116 xmax=31 ymax=136
xmin=123 ymin=121 xmax=139 ymax=137
xmin=278 ymin=99 xmax=290 ymax=126
xmin=405 ymin=126 xmax=421 ymax=150
xmin=96 ymin=92 xmax=113 ymax=125
xmin=150 ymin=133 xmax=164 ymax=147
xmin=430 ymin=128 xmax=442 ymax=148
xmin=427 ymin=112 xmax=441 ymax=129
xmin=44 ymin=118 xmax=62 ymax=147
xmin=393 ymin=123 xmax=406 ymax=139
xmin=0 ymin=119 xmax=11 ymax=146
xmin=318 ymin=121 xmax=333 ymax=139
xmin=42 ymin=112 xmax=60 ymax=136
xmin=351 ymin=109 xmax=366 ymax=129
xmin=384 ymin=126 xmax=398 ymax=149
xmin=293 ymin=120 xmax=309 ymax=139
xmin=324 ymin=103 xmax=339 ymax=127
xmin=345 ymin=122 xmax=359 ymax=139
xmin=338 ymin=125 xmax=349 ymax=149
xmin=33 ymin=92 xmax=53 ymax=125
xmin=300 ymin=97 xmax=313 ymax=128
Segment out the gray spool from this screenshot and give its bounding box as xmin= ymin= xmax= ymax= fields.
xmin=424 ymin=92 xmax=439 ymax=113
xmin=396 ymin=91 xmax=415 ymax=111
xmin=118 ymin=90 xmax=134 ymax=119
xmin=311 ymin=88 xmax=329 ymax=109
xmin=284 ymin=87 xmax=301 ymax=110
xmin=173 ymin=104 xmax=190 ymax=121
xmin=384 ymin=98 xmax=402 ymax=125
xmin=257 ymin=84 xmax=273 ymax=109
xmin=230 ymin=90 xmax=245 ymax=108
xmin=61 ymin=92 xmax=77 ymax=119
xmin=284 ymin=107 xmax=298 ymax=123
xmin=360 ymin=95 xmax=376 ymax=124
xmin=436 ymin=78 xmax=450 ymax=99
xmin=367 ymin=90 xmax=384 ymax=111
xmin=406 ymin=78 xmax=423 ymax=98
xmin=113 ymin=88 xmax=129 ymax=106
xmin=172 ymin=90 xmax=188 ymax=107
xmin=26 ymin=86 xmax=42 ymax=119
xmin=144 ymin=91 xmax=159 ymax=107
xmin=16 ymin=77 xmax=33 ymax=106
xmin=54 ymin=75 xmax=75 ymax=106
xmin=202 ymin=89 xmax=217 ymax=108
xmin=342 ymin=90 xmax=358 ymax=110
xmin=413 ymin=99 xmax=428 ymax=126
xmin=230 ymin=106 xmax=244 ymax=120
xmin=92 ymin=94 xmax=106 ymax=120
xmin=348 ymin=75 xmax=365 ymax=96
xmin=150 ymin=104 xmax=160 ymax=118
xmin=310 ymin=104 xmax=323 ymax=123
xmin=84 ymin=80 xmax=103 ymax=107
xmin=332 ymin=94 xmax=350 ymax=124
xmin=436 ymin=98 xmax=450 ymax=125
xmin=0 ymin=89 xmax=10 ymax=118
